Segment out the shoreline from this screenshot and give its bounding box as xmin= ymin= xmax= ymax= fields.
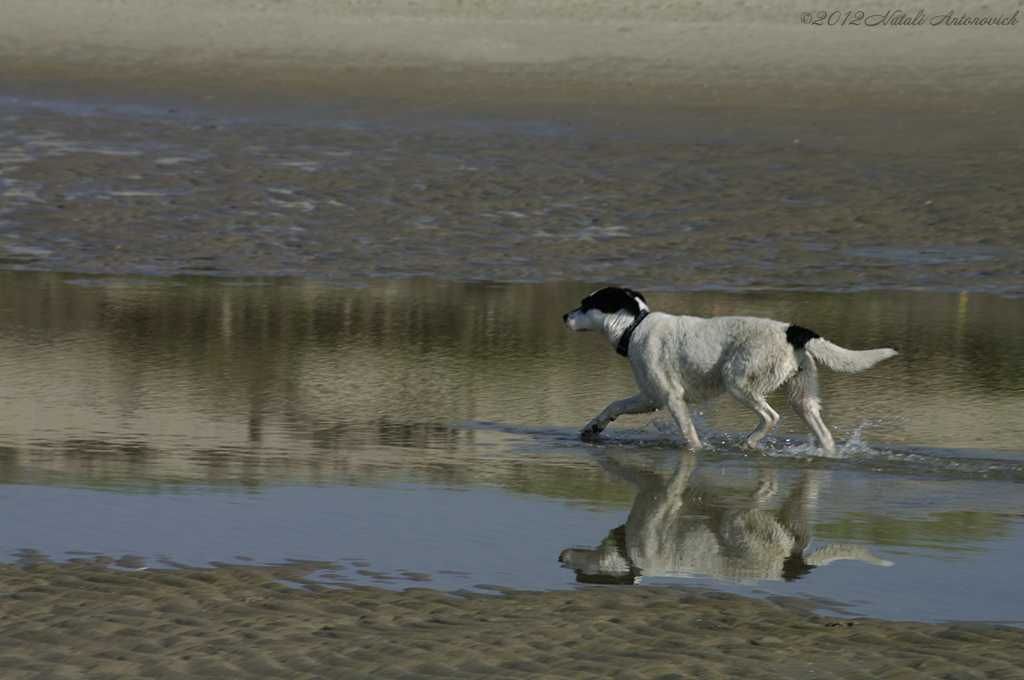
xmin=2 ymin=561 xmax=1022 ymax=679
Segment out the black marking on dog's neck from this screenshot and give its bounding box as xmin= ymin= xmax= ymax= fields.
xmin=616 ymin=311 xmax=649 ymax=357
xmin=786 ymin=324 xmax=821 ymax=350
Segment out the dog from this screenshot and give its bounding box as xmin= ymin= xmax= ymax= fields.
xmin=563 ymin=287 xmax=898 ymax=453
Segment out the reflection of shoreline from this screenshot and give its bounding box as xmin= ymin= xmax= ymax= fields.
xmin=561 ymin=452 xmax=893 ymax=585
xmin=1 ymin=272 xmax=1023 ymax=483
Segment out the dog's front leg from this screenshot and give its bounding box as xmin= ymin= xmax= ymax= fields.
xmin=582 ymin=394 xmax=657 ymax=438
xmin=665 ymin=396 xmax=703 ymax=451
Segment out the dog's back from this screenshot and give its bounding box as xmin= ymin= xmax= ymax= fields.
xmin=633 ymin=313 xmax=895 ymax=378
xmin=629 ymin=314 xmax=800 ymax=401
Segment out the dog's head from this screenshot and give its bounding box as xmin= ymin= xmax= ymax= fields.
xmin=559 ymin=526 xmax=641 ymax=584
xmin=563 ymin=287 xmax=649 ymax=332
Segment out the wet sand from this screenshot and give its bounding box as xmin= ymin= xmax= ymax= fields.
xmin=2 ymin=1 xmax=1022 ymax=292
xmin=2 ymin=1 xmax=1023 ymax=675
xmin=1 ymin=94 xmax=1021 ymax=291
xmin=3 ymin=561 xmax=1022 ymax=679
xmin=2 ymin=0 xmax=1022 ymax=147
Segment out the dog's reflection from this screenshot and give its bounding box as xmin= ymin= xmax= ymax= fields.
xmin=560 ymin=452 xmax=892 ymax=584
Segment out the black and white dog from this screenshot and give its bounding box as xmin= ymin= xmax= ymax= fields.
xmin=563 ymin=287 xmax=897 ymax=453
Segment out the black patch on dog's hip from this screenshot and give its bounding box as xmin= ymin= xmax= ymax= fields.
xmin=786 ymin=324 xmax=821 ymax=349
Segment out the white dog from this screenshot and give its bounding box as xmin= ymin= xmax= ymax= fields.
xmin=563 ymin=287 xmax=898 ymax=453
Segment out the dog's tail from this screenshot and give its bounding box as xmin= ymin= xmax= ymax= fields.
xmin=804 ymin=338 xmax=898 ymax=373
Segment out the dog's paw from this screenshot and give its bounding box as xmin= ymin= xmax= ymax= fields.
xmin=580 ymin=422 xmax=605 ymax=438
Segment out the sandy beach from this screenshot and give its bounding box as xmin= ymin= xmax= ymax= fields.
xmin=2 ymin=560 xmax=1022 ymax=679
xmin=2 ymin=0 xmax=1023 ymax=676
xmin=2 ymin=0 xmax=1022 ymax=129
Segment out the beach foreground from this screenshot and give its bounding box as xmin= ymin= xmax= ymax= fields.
xmin=2 ymin=561 xmax=1022 ymax=679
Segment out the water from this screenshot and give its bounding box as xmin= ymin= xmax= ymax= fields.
xmin=0 ymin=89 xmax=1021 ymax=625
xmin=1 ymin=274 xmax=1021 ymax=624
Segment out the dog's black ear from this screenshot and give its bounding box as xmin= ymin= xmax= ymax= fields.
xmin=581 ymin=287 xmax=645 ymax=315
xmin=623 ymin=288 xmax=646 ymax=304
xmin=617 ymin=288 xmax=648 ymax=317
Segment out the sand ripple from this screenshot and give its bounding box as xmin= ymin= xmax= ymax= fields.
xmin=2 ymin=562 xmax=1021 ymax=679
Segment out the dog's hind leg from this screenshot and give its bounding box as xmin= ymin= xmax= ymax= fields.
xmin=582 ymin=393 xmax=658 ymax=438
xmin=790 ymin=397 xmax=835 ymax=454
xmin=726 ymin=386 xmax=781 ymax=450
xmin=787 ymin=358 xmax=836 ymax=454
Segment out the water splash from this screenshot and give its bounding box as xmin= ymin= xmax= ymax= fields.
xmin=541 ymin=416 xmax=1023 ymax=483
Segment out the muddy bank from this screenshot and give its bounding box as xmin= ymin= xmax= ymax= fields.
xmin=2 ymin=561 xmax=1022 ymax=679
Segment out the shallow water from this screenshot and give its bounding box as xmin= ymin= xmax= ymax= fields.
xmin=1 ymin=273 xmax=1021 ymax=624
